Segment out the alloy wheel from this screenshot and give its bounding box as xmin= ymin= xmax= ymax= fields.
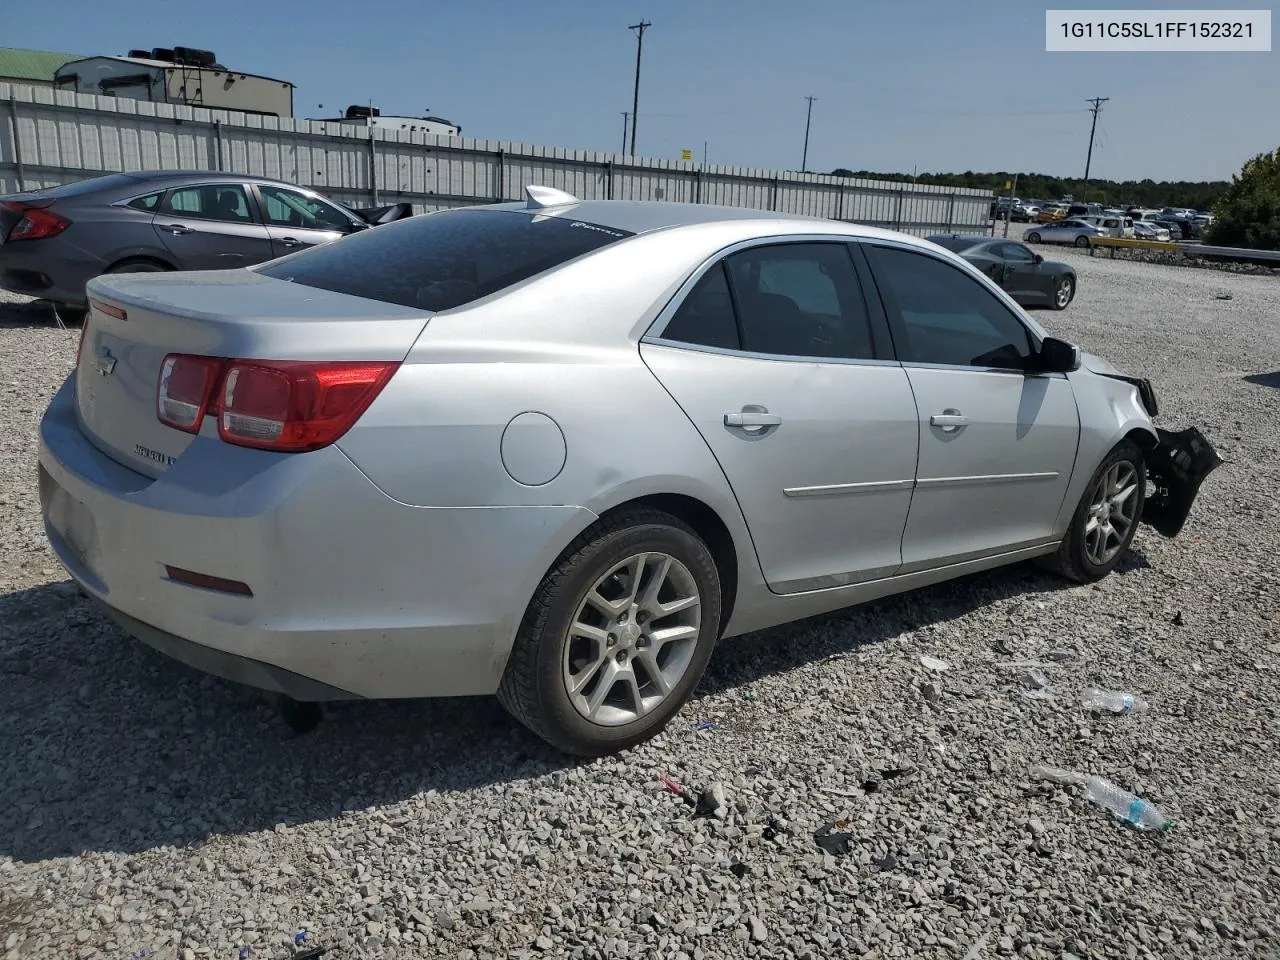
xmin=1056 ymin=279 xmax=1073 ymax=308
xmin=1084 ymin=461 xmax=1140 ymax=565
xmin=562 ymin=552 xmax=701 ymax=726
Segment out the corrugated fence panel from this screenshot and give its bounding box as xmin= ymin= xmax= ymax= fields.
xmin=0 ymin=82 xmax=992 ymax=233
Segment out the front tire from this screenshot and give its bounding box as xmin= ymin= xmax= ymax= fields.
xmin=1074 ymin=235 xmax=1091 ymax=248
xmin=1041 ymin=441 xmax=1145 ymax=583
xmin=1052 ymin=276 xmax=1075 ymax=310
xmin=498 ymin=508 xmax=722 ymax=756
xmin=1026 ymin=232 xmax=1041 ymax=244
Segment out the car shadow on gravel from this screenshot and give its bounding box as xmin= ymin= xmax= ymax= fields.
xmin=0 ymin=299 xmax=81 ymax=330
xmin=0 ymin=552 xmax=1151 ymax=863
xmin=1243 ymin=371 xmax=1280 ymax=390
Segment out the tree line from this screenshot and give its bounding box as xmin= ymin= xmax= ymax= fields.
xmin=828 ymin=169 xmax=1228 ymax=211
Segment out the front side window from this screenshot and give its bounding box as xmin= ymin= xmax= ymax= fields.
xmin=160 ymin=184 xmax=254 ymax=224
xmin=865 ymin=245 xmax=1034 ymax=370
xmin=257 ymin=208 xmax=634 ymax=312
xmin=996 ymin=243 xmax=1035 ymax=263
xmin=258 ymin=185 xmax=353 ymax=232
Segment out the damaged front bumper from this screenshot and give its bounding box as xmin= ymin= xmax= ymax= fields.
xmin=1142 ymin=426 xmax=1224 ymax=538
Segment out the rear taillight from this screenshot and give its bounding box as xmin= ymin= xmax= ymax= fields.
xmin=157 ymin=354 xmax=226 ymax=433
xmin=75 ymin=317 xmax=90 ymax=366
xmin=154 ymin=356 xmax=398 ymax=451
xmin=3 ymin=201 xmax=71 ymax=241
xmin=218 ymin=360 xmax=399 ymax=452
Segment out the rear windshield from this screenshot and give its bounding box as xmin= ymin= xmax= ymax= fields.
xmin=257 ymin=208 xmax=635 ymax=312
xmin=927 ymin=236 xmax=982 ymax=253
xmin=26 ymin=173 xmax=142 ymax=198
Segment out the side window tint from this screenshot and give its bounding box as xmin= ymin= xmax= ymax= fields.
xmin=998 ymin=243 xmax=1035 ymax=263
xmin=259 ymin=185 xmax=351 ymax=231
xmin=126 ymin=192 xmax=162 ymax=211
xmin=724 ymin=243 xmax=875 ymax=360
xmin=160 ymin=185 xmax=254 ymax=224
xmin=661 ymin=263 xmax=740 ymax=351
xmin=866 ymin=245 xmax=1034 ymax=370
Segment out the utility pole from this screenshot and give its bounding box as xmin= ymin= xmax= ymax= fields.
xmin=620 ymin=112 xmax=630 ymax=154
xmin=1084 ymin=96 xmax=1109 ymax=186
xmin=628 ymin=20 xmax=651 ymax=155
xmin=703 ymin=141 xmax=708 ymax=165
xmin=801 ymin=95 xmax=817 ymax=172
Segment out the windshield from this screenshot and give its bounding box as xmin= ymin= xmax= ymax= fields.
xmin=257 ymin=208 xmax=636 ymax=312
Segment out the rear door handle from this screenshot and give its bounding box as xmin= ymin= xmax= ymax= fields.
xmin=725 ymin=411 xmax=782 ymax=429
xmin=930 ymin=412 xmax=969 ymax=431
xmin=164 ymin=224 xmax=192 ymax=235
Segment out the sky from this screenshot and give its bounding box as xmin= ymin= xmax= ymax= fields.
xmin=7 ymin=0 xmax=1277 ymax=182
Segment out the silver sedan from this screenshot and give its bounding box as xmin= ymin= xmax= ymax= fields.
xmin=1024 ymin=218 xmax=1107 ymax=247
xmin=38 ymin=187 xmax=1220 ymax=755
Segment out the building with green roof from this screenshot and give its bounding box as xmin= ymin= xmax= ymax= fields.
xmin=0 ymin=47 xmax=85 ymax=88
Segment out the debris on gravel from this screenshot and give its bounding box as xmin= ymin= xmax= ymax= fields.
xmin=2 ymin=251 xmax=1280 ymax=960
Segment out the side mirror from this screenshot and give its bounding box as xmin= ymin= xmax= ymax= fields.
xmin=1032 ymin=253 xmax=1044 ymax=264
xmin=1035 ymin=336 xmax=1080 ymax=374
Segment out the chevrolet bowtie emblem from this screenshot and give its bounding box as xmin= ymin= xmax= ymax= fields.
xmin=95 ymin=346 xmax=117 ymax=377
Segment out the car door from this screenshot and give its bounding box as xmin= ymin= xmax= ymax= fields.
xmin=862 ymin=242 xmax=1080 ymax=570
xmin=641 ymin=240 xmax=920 ymax=594
xmin=255 ymin=184 xmax=356 ymax=257
xmin=991 ymin=242 xmax=1046 ymax=304
xmin=152 ymin=183 xmax=275 ymax=269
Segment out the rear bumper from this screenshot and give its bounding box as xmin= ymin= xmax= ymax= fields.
xmin=0 ymin=237 xmax=102 ymax=305
xmin=38 ymin=377 xmax=596 ymax=700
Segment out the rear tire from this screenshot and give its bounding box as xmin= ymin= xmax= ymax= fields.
xmin=1040 ymin=441 xmax=1145 ymax=584
xmin=498 ymin=508 xmax=722 ymax=756
xmin=105 ymin=258 xmax=171 ymax=274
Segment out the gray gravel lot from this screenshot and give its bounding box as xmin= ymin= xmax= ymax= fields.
xmin=1 ymin=252 xmax=1279 ymax=960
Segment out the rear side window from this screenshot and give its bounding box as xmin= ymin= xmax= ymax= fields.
xmin=662 ymin=264 xmax=739 ymax=350
xmin=257 ymin=209 xmax=635 ymax=312
xmin=126 ymin=192 xmax=162 ymax=211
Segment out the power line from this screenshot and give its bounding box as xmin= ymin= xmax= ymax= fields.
xmin=1084 ymin=96 xmax=1109 ymax=182
xmin=801 ymin=96 xmax=818 ymax=172
xmin=627 ymin=20 xmax=651 ymax=155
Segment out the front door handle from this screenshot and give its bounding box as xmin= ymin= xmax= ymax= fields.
xmin=279 ymin=237 xmax=302 ymax=247
xmin=930 ymin=412 xmax=969 ymax=432
xmin=164 ymin=224 xmax=192 ymax=235
xmin=725 ymin=412 xmax=782 ymax=428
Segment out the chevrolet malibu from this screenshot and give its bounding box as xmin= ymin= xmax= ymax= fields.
xmin=38 ymin=186 xmax=1220 ymax=756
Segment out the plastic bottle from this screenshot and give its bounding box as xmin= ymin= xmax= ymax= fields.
xmin=1082 ymin=688 xmax=1148 ymax=714
xmin=1082 ymin=777 xmax=1173 ymax=831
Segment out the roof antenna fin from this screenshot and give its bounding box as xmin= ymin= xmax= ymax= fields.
xmin=525 ymin=184 xmax=580 ymax=209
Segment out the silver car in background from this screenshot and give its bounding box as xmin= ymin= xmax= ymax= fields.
xmin=38 ymin=187 xmax=1220 ymax=756
xmin=1024 ymin=218 xmax=1107 ymax=248
xmin=1132 ymin=220 xmax=1173 ymax=242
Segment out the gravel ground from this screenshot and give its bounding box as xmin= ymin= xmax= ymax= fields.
xmin=1 ymin=254 xmax=1278 ymax=960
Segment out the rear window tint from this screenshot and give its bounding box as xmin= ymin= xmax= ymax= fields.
xmin=28 ymin=174 xmax=141 ymax=198
xmin=926 ymin=236 xmax=983 ymax=253
xmin=257 ymin=208 xmax=635 ymax=312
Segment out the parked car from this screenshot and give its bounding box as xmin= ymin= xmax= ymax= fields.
xmin=1035 ymin=205 xmax=1067 ymax=223
xmin=38 ymin=187 xmax=1220 ymax=755
xmin=926 ymin=234 xmax=1077 ymax=309
xmin=1131 ymin=221 xmax=1172 ymax=242
xmin=0 ymin=171 xmax=412 ymax=315
xmin=1066 ymin=203 xmax=1103 ymax=219
xmin=1011 ymin=204 xmax=1039 ymax=223
xmin=1024 ymin=218 xmax=1106 ymax=247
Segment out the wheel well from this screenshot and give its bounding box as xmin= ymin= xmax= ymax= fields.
xmin=1124 ymin=428 xmax=1159 ymax=452
xmin=105 ymin=255 xmax=174 ymax=273
xmin=597 ymin=493 xmax=739 ymax=633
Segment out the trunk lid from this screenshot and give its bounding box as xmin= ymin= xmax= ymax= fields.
xmin=75 ymin=268 xmax=431 ymax=477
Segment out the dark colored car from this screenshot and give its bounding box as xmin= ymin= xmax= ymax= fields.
xmin=926 ymin=235 xmax=1076 ymax=310
xmin=0 ymin=171 xmax=412 ymax=313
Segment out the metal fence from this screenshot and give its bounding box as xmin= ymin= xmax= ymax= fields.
xmin=1 ymin=82 xmax=993 ymax=235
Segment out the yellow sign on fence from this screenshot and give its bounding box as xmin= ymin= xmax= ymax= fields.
xmin=681 ymin=149 xmax=693 ymax=161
